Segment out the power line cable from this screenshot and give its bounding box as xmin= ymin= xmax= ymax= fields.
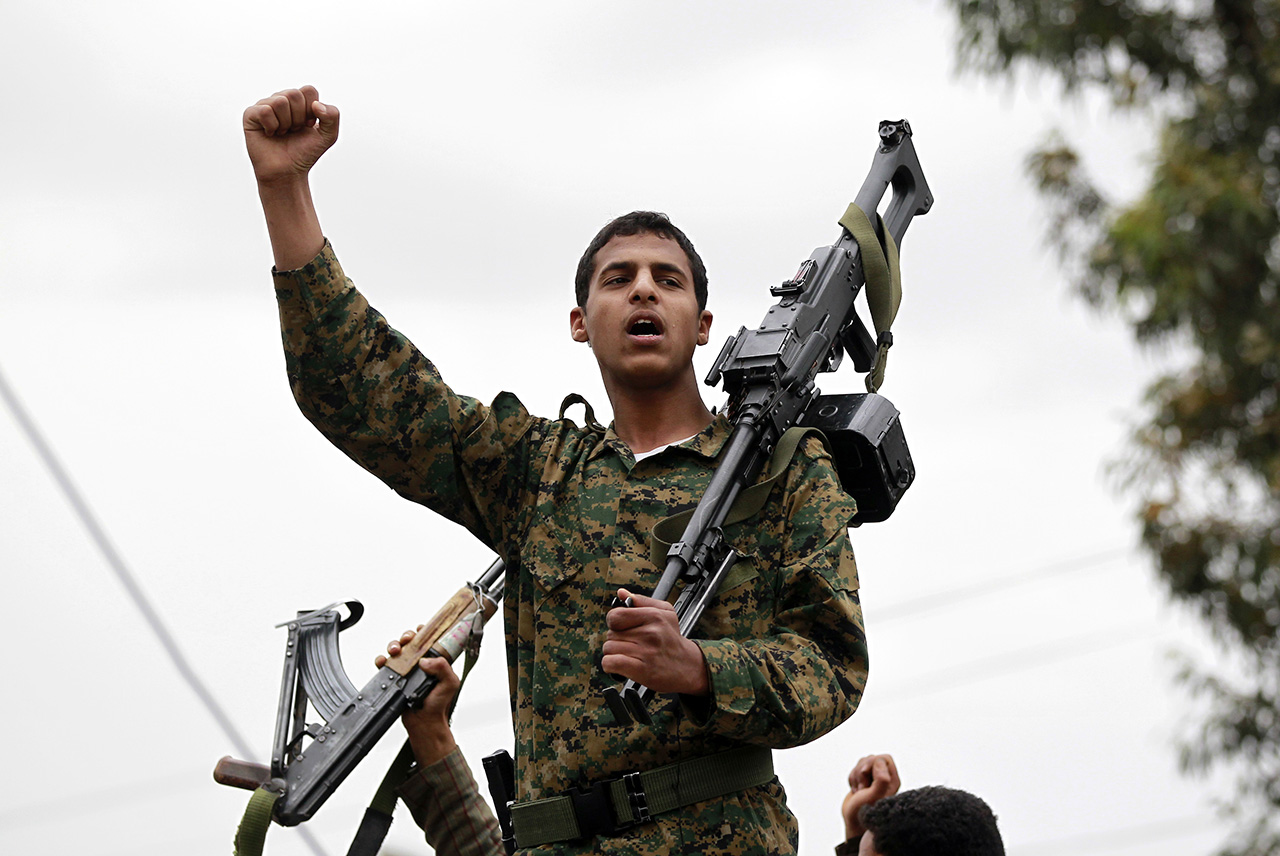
xmin=875 ymin=546 xmax=1132 ymax=622
xmin=873 ymin=623 xmax=1163 ymax=704
xmin=1011 ymin=813 xmax=1221 ymax=855
xmin=0 ymin=366 xmax=253 ymax=758
xmin=0 ymin=364 xmax=329 ymax=856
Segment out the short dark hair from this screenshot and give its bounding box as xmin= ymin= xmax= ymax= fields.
xmin=574 ymin=211 xmax=708 ymax=311
xmin=860 ymin=786 xmax=1004 ymax=856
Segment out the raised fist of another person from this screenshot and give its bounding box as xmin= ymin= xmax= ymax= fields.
xmin=842 ymin=754 xmax=901 ymax=841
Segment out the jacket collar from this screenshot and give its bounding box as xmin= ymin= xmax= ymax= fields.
xmin=594 ymin=410 xmax=731 ymax=465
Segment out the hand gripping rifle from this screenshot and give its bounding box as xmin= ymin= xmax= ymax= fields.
xmin=214 ymin=559 xmax=504 ymax=850
xmin=603 ymin=120 xmax=933 ymax=726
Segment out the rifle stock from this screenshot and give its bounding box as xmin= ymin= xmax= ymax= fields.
xmin=214 ymin=756 xmax=272 ymax=791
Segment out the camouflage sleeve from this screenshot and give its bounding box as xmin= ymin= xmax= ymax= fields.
xmin=688 ymin=436 xmax=868 ymax=747
xmin=396 ymin=747 xmax=504 ymax=856
xmin=272 ymin=241 xmax=538 ymax=551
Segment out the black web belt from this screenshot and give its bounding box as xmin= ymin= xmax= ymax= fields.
xmin=509 ymin=746 xmax=774 ymax=848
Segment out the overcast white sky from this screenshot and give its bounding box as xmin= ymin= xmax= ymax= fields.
xmin=0 ymin=2 xmax=1241 ymax=854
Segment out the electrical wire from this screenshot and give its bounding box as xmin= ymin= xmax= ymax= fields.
xmin=1011 ymin=813 xmax=1221 ymax=854
xmin=874 ymin=546 xmax=1132 ymax=622
xmin=0 ymin=366 xmax=253 ymax=758
xmin=873 ymin=624 xmax=1162 ymax=704
xmin=0 ymin=364 xmax=330 ymax=856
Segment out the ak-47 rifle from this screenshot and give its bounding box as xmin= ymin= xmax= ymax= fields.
xmin=214 ymin=559 xmax=504 ymax=835
xmin=603 ymin=120 xmax=933 ymax=726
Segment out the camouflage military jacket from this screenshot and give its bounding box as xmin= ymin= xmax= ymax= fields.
xmin=274 ymin=242 xmax=869 ymax=855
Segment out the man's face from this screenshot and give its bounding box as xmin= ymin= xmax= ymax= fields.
xmin=569 ymin=232 xmax=712 ymax=393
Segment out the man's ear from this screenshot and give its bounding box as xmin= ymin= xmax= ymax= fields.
xmin=569 ymin=306 xmax=589 ymax=343
xmin=696 ymin=310 xmax=713 ymax=346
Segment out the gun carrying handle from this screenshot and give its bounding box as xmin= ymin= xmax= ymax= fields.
xmin=852 ymin=121 xmax=933 ymax=248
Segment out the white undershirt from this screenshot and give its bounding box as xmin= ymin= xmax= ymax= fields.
xmin=631 ymin=433 xmax=699 ymax=462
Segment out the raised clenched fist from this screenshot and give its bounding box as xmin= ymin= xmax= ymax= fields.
xmin=242 ymin=85 xmax=340 ymax=185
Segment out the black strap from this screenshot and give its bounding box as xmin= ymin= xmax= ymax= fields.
xmin=343 ymin=740 xmax=416 ymax=856
xmin=344 ymin=807 xmax=395 ymax=856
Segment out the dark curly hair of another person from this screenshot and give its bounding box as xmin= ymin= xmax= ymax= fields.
xmin=860 ymin=786 xmax=1004 ymax=856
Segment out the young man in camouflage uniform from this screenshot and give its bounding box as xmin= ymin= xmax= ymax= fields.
xmin=245 ymin=85 xmax=869 ymax=855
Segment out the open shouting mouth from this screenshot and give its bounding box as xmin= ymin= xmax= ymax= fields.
xmin=627 ymin=313 xmax=665 ymax=343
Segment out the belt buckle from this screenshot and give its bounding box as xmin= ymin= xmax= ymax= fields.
xmin=622 ymin=771 xmax=652 ymax=824
xmin=568 ymin=781 xmax=617 ymax=839
xmin=566 ymin=770 xmax=652 ymax=841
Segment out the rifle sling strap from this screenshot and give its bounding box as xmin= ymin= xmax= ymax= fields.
xmin=341 ymin=740 xmax=417 ymax=856
xmin=649 ymin=426 xmax=828 ymax=568
xmin=233 ymin=787 xmax=279 ymax=856
xmin=509 ymin=745 xmax=773 ymax=848
xmin=838 ymin=202 xmax=901 ymax=393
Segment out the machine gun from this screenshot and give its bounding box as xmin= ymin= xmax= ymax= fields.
xmin=603 ymin=120 xmax=933 ymax=726
xmin=214 ymin=559 xmax=504 ymax=836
